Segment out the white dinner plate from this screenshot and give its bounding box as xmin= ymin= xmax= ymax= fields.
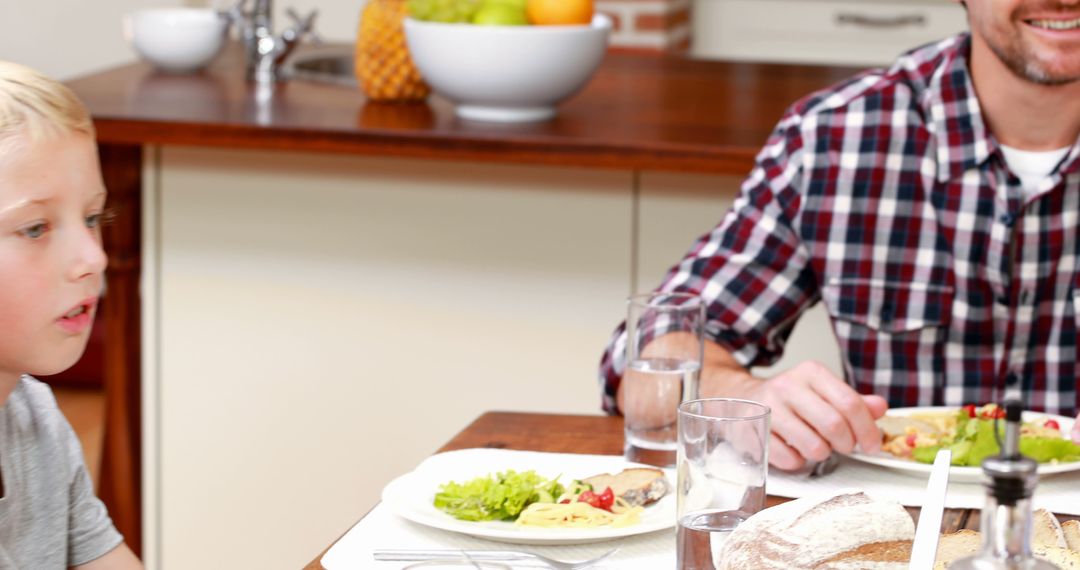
xmin=380 ymin=448 xmax=676 ymax=545
xmin=845 ymin=406 xmax=1078 ymax=483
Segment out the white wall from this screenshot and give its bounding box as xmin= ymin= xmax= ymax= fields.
xmin=0 ymin=0 xmax=179 ymax=80
xmin=0 ymin=0 xmax=362 ymax=82
xmin=196 ymin=0 xmax=366 ymax=44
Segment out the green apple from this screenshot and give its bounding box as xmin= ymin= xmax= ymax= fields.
xmin=484 ymin=0 xmax=527 ymax=9
xmin=471 ymin=2 xmax=528 ymax=25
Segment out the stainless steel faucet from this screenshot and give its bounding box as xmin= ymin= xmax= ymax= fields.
xmin=227 ymin=0 xmax=319 ymax=84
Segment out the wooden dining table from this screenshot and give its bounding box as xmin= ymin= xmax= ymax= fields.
xmin=304 ymin=411 xmax=1078 ymax=568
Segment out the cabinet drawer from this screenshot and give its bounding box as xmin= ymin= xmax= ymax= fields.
xmin=692 ymin=0 xmax=968 ymax=67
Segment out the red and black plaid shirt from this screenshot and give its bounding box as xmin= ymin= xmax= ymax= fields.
xmin=600 ymin=34 xmax=1080 ymax=417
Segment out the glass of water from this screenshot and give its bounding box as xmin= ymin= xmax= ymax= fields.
xmin=676 ymin=398 xmax=770 ymax=570
xmin=623 ymin=291 xmax=704 ymax=467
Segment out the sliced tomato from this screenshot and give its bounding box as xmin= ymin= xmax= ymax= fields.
xmin=577 ymin=490 xmax=601 ymax=509
xmin=596 ymin=486 xmax=615 ymax=512
xmin=905 ymin=433 xmax=918 ymax=447
xmin=1045 ymin=419 xmax=1060 ymax=430
xmin=962 ymin=404 xmax=977 ymax=418
xmin=576 ymin=488 xmax=615 ymax=512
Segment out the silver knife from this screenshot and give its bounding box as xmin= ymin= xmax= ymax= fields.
xmin=909 ymin=448 xmax=952 ymax=569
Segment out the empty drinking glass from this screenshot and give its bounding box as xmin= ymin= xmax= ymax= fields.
xmin=677 ymin=398 xmax=770 ymax=570
xmin=622 ymin=292 xmax=704 ymax=467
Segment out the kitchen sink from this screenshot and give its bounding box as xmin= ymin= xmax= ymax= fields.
xmin=282 ymin=47 xmax=357 ymax=87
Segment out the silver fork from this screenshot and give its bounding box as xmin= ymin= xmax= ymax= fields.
xmin=373 ymin=547 xmax=619 ymax=570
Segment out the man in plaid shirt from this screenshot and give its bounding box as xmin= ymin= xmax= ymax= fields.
xmin=600 ymin=1 xmax=1080 ymax=470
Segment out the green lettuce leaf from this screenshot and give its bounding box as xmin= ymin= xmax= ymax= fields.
xmin=966 ymin=419 xmax=1003 ymax=466
xmin=908 ymin=410 xmax=1080 ymax=468
xmin=433 ymin=470 xmax=564 ymax=521
xmin=1019 ymin=437 xmax=1080 ymax=463
xmin=912 ymin=445 xmax=940 ymax=464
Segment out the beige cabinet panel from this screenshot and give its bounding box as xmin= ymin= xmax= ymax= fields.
xmin=149 ymin=148 xmax=631 ymax=569
xmin=637 ymin=172 xmax=842 ymax=379
xmin=692 ymin=0 xmax=967 ymax=67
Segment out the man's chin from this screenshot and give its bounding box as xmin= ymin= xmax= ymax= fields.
xmin=1021 ymin=64 xmax=1080 ymax=86
xmin=1000 ymin=55 xmax=1080 ymax=86
xmin=987 ymin=37 xmax=1080 ymax=86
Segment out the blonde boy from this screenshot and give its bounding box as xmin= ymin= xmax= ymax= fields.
xmin=0 ymin=61 xmax=141 ymax=569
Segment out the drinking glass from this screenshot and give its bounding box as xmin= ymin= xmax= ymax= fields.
xmin=623 ymin=292 xmax=704 ymax=467
xmin=676 ymin=398 xmax=770 ymax=570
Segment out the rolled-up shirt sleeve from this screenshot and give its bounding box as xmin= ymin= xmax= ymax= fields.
xmin=598 ymin=108 xmax=820 ymax=414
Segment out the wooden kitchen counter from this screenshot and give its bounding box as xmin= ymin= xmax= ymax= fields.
xmin=64 ymin=46 xmax=863 ymax=559
xmin=68 ymin=43 xmax=861 ymax=176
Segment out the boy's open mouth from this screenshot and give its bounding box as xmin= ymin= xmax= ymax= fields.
xmin=63 ymin=305 xmax=88 ymax=318
xmin=57 ymin=298 xmax=97 ymax=333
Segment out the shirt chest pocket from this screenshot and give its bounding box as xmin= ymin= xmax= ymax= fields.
xmin=823 ymin=279 xmax=954 ymax=333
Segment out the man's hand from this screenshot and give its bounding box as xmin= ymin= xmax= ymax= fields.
xmin=712 ymin=360 xmax=888 ymax=471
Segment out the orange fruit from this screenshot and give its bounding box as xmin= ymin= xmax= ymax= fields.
xmin=526 ymin=0 xmax=593 ymax=25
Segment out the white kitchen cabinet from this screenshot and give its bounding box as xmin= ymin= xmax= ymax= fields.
xmin=692 ymin=0 xmax=968 ymax=67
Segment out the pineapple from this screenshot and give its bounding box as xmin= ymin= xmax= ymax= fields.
xmin=355 ymin=0 xmax=430 ymax=102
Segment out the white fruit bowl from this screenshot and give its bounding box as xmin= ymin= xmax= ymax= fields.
xmin=403 ymin=14 xmax=612 ymax=122
xmin=125 ymin=8 xmax=229 ymax=73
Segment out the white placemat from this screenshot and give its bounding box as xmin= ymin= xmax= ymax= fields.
xmin=768 ymin=454 xmax=1080 ymax=515
xmin=321 ymin=503 xmax=675 ymax=569
xmin=321 ymin=450 xmax=677 ymax=569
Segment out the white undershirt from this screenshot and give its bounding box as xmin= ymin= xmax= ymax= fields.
xmin=1000 ymin=144 xmax=1071 ymax=200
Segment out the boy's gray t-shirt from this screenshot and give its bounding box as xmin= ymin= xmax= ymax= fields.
xmin=0 ymin=376 xmax=123 ymax=568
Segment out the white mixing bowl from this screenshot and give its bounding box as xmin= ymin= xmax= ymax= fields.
xmin=403 ymin=14 xmax=612 ymax=122
xmin=126 ymin=8 xmax=229 ymax=73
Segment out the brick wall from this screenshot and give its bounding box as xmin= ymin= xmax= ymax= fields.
xmin=597 ymin=0 xmax=692 ymax=52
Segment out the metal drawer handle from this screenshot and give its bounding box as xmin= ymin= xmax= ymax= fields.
xmin=835 ymin=13 xmax=927 ymax=28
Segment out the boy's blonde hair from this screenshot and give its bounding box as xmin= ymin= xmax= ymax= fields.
xmin=0 ymin=60 xmax=94 ymax=148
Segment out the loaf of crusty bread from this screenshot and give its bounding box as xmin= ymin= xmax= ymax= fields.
xmin=718 ymin=490 xmax=915 ymax=569
xmin=581 ymin=467 xmax=669 ymax=507
xmin=815 ymin=540 xmax=914 ymax=569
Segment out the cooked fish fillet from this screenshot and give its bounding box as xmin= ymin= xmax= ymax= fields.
xmin=581 ymin=467 xmax=669 ymax=507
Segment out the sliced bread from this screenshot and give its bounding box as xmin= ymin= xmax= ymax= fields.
xmin=1033 ymin=545 xmax=1080 ymax=569
xmin=933 ymin=529 xmax=981 ymax=570
xmin=1063 ymin=520 xmax=1080 ymax=551
xmin=1033 ymin=508 xmax=1068 ymax=549
xmin=932 ymin=518 xmax=1080 ymax=570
